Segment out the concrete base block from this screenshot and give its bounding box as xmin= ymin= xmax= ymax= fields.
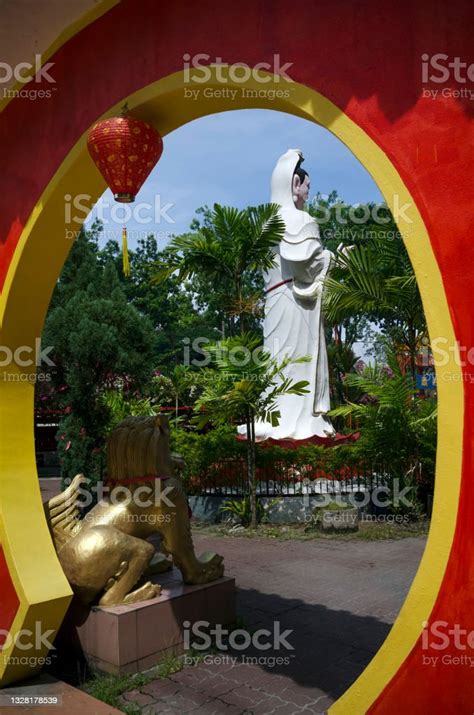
xmin=61 ymin=569 xmax=236 ymax=675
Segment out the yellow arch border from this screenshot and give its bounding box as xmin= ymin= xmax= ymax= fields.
xmin=0 ymin=68 xmax=464 ymax=711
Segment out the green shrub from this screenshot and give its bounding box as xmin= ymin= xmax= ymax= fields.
xmin=220 ymin=496 xmax=266 ymax=527
xmin=170 ymin=424 xmax=368 ymax=493
xmin=170 ymin=424 xmax=246 ymax=492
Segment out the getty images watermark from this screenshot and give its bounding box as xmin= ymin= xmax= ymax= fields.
xmin=183 ymin=620 xmax=294 ymax=668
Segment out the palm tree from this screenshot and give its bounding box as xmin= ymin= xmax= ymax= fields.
xmin=323 ymin=236 xmax=426 ymax=383
xmin=101 ymin=390 xmax=159 ymax=431
xmin=154 ymin=203 xmax=285 ymax=334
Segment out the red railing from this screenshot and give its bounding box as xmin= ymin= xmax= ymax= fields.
xmin=187 ymin=459 xmax=385 ymax=496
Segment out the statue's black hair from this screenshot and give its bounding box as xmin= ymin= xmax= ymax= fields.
xmin=294 ymin=158 xmax=308 ymax=183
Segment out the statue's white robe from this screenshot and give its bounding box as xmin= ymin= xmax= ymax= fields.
xmin=242 ymin=148 xmax=335 ymax=440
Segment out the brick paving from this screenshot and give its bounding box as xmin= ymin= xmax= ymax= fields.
xmin=120 ymin=533 xmax=426 ymax=714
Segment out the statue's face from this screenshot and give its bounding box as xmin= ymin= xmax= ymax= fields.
xmin=293 ymin=172 xmax=310 ymax=208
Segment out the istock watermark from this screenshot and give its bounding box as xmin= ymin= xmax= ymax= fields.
xmin=0 ymin=340 xmax=54 ymax=368
xmin=64 ymin=476 xmax=178 ymax=512
xmin=421 ymin=620 xmax=474 ymax=668
xmin=301 ymin=478 xmax=416 ymax=511
xmin=431 ymin=337 xmax=474 ymax=367
xmin=421 ymin=53 xmax=474 ymax=101
xmin=310 ymin=195 xmax=413 ymax=228
xmin=0 ymin=54 xmax=56 ymax=100
xmin=0 ymin=340 xmax=54 ymax=383
xmin=183 ymin=336 xmax=269 ymax=368
xmin=182 ymin=53 xmax=295 ymax=103
xmin=64 ymin=192 xmax=176 ymax=240
xmin=0 ymin=622 xmax=56 ymax=668
xmin=0 ymin=622 xmax=55 ymax=652
xmin=183 ymin=54 xmax=294 ymax=84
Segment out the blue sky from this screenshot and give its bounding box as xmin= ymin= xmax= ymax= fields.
xmin=86 ymin=108 xmax=383 ymax=250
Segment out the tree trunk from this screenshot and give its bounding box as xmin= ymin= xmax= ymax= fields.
xmin=246 ymin=410 xmax=258 ymax=529
xmin=236 ymin=276 xmax=245 ymax=336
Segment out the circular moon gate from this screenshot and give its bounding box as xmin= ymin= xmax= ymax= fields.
xmin=0 ymin=2 xmax=472 ymax=712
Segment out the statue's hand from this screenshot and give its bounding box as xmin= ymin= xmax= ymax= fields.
xmin=292 ymin=278 xmax=323 ymax=300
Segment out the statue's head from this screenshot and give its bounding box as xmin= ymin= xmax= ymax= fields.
xmin=106 ymin=414 xmax=174 ymax=486
xmin=292 ymin=160 xmax=310 ymax=209
xmin=270 ymin=149 xmax=310 ymax=212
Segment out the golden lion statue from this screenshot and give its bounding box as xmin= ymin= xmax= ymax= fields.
xmin=44 ymin=415 xmax=224 ymax=607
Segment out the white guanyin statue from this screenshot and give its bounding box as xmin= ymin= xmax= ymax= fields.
xmin=244 ymin=149 xmax=336 ymax=441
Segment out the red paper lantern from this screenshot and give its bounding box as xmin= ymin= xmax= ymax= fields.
xmin=87 ymin=115 xmax=163 ymax=203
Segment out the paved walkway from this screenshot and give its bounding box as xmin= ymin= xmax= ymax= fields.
xmin=121 ymin=534 xmax=426 ymax=714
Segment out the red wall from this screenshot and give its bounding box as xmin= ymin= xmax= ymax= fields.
xmin=0 ymin=1 xmax=472 ymax=709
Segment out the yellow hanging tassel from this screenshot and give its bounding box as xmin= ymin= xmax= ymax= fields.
xmin=122 ymin=226 xmax=130 ymax=277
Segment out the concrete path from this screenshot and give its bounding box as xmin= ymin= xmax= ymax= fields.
xmin=121 ymin=533 xmax=426 ymax=714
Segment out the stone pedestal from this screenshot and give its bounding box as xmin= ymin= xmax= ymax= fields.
xmin=60 ymin=569 xmax=236 ymax=674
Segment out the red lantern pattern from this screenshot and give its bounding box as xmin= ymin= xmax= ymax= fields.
xmin=87 ymin=116 xmax=163 ymax=202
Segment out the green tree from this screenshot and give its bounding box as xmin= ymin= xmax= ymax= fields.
xmin=322 ymin=231 xmax=426 ymax=384
xmin=308 ymin=193 xmax=391 ymax=402
xmin=192 ymin=333 xmax=309 ymax=528
xmin=41 ymin=225 xmax=156 ymax=485
xmin=154 ymin=203 xmax=285 ymax=335
xmin=97 ymin=232 xmax=221 ymax=370
xmin=329 ymin=352 xmax=436 ymax=510
xmin=100 ymin=390 xmax=159 ymax=432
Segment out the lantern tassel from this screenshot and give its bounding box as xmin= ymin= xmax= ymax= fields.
xmin=122 ymin=227 xmax=130 ymax=277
